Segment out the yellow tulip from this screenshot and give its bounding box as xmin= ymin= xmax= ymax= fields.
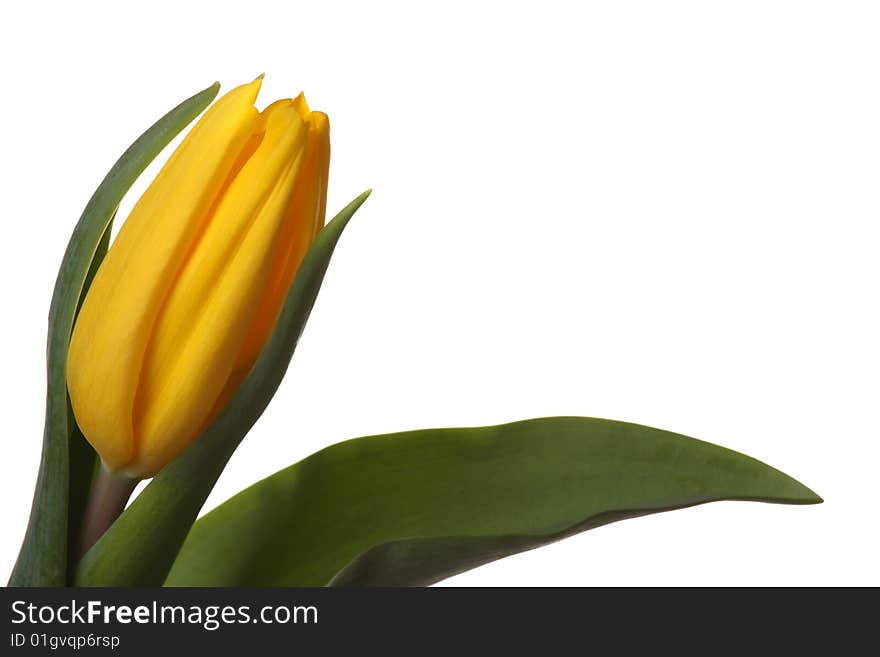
xmin=67 ymin=78 xmax=330 ymax=479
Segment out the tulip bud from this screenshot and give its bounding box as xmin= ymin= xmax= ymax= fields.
xmin=67 ymin=78 xmax=330 ymax=478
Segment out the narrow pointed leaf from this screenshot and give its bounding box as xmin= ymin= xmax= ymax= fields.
xmin=75 ymin=191 xmax=371 ymax=587
xmin=8 ymin=83 xmax=220 ymax=587
xmin=66 ymin=215 xmax=114 ymax=575
xmin=164 ymin=417 xmax=821 ymax=587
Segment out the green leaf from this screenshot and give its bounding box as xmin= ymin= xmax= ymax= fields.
xmin=7 ymin=83 xmax=220 ymax=587
xmin=66 ymin=216 xmax=114 ymax=576
xmin=164 ymin=417 xmax=821 ymax=587
xmin=75 ymin=191 xmax=372 ymax=587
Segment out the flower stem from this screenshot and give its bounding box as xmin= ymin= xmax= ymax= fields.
xmin=77 ymin=463 xmax=138 ymax=559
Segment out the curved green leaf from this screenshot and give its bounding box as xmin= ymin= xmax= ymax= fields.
xmin=75 ymin=191 xmax=372 ymax=587
xmin=8 ymin=83 xmax=220 ymax=586
xmin=66 ymin=215 xmax=114 ymax=576
xmin=164 ymin=417 xmax=821 ymax=587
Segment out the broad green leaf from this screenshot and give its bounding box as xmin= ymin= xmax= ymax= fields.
xmin=8 ymin=83 xmax=219 ymax=587
xmin=75 ymin=191 xmax=372 ymax=587
xmin=164 ymin=417 xmax=821 ymax=587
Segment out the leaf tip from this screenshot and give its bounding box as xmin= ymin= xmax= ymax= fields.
xmin=781 ymin=478 xmax=823 ymax=505
xmin=338 ymin=189 xmax=372 ymax=219
xmin=805 ymin=489 xmax=823 ymax=505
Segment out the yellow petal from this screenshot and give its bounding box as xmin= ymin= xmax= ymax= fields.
xmin=291 ymin=92 xmax=310 ymax=119
xmin=216 ymin=110 xmax=331 ymax=406
xmin=130 ymin=103 xmax=307 ymax=477
xmin=67 ymin=79 xmax=262 ymax=471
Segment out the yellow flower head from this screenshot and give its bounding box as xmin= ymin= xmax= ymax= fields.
xmin=67 ymin=78 xmax=330 ymax=478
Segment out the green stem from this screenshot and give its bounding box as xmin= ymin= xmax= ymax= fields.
xmin=77 ymin=463 xmax=138 ymax=559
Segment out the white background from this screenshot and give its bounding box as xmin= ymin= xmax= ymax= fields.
xmin=1 ymin=1 xmax=877 ymax=586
